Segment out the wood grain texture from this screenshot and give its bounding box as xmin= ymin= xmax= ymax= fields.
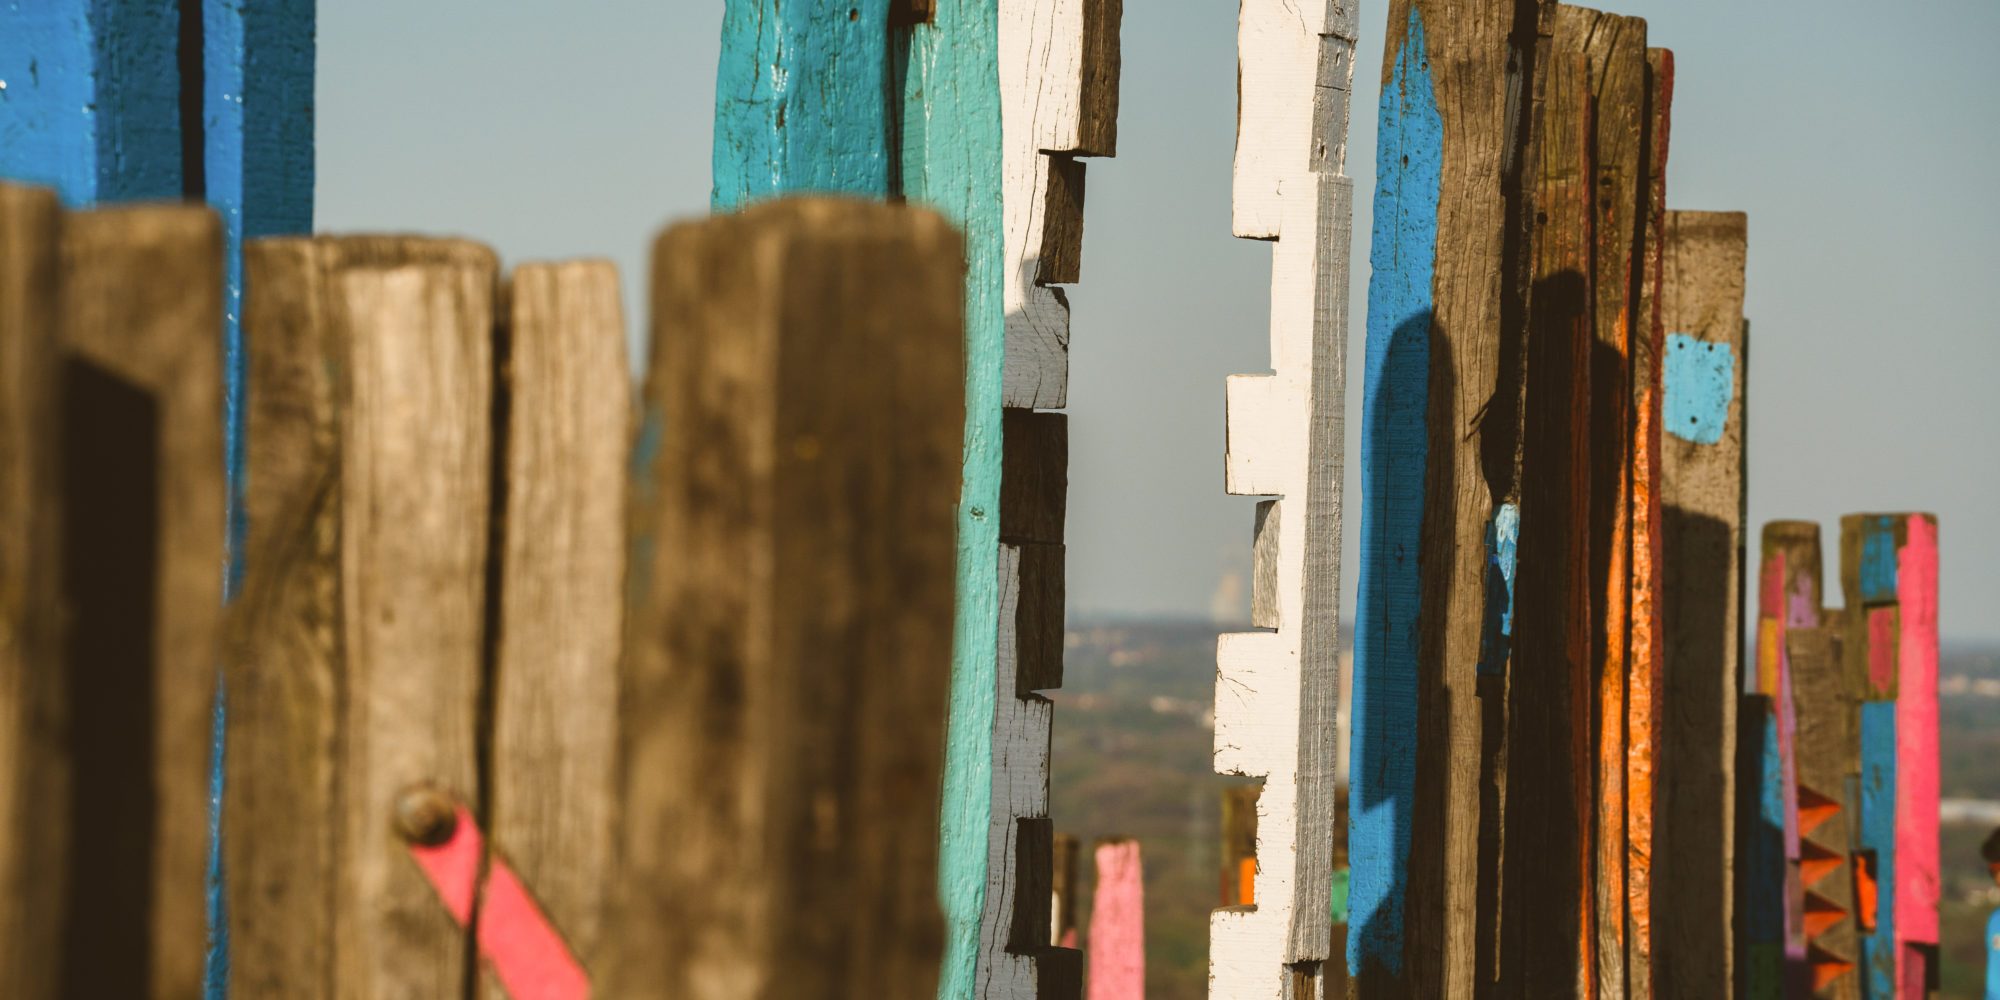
xmin=605 ymin=199 xmax=962 ymax=1000
xmin=1350 ymin=2 xmax=1533 ymax=994
xmin=0 ymin=183 xmax=65 ymax=1000
xmin=225 ymin=237 xmax=496 ymax=999
xmin=1499 ymin=46 xmax=1594 ymax=1000
xmin=1654 ymin=209 xmax=1747 ymax=1000
xmin=487 ymin=261 xmax=630 ymax=989
xmin=1788 ymin=625 xmax=1860 ymax=999
xmin=1214 ymin=0 xmax=1353 ymax=995
xmin=58 ymin=204 xmax=224 ymax=1000
xmin=1054 ymin=833 xmax=1080 ymax=947
xmin=1752 ymin=520 xmax=1821 ymax=999
xmin=1623 ymin=48 xmax=1672 ymax=1000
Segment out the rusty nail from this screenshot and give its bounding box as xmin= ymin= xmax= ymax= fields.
xmin=394 ymin=784 xmax=458 ymax=847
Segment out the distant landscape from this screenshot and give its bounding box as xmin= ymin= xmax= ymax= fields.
xmin=1049 ymin=622 xmax=2000 ymax=999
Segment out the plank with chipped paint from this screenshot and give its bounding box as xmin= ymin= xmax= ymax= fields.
xmin=1789 ymin=624 xmax=1861 ymax=1000
xmin=1755 ymin=521 xmax=1821 ymax=998
xmin=1215 ymin=0 xmax=1354 ymax=995
xmin=605 ymin=198 xmax=961 ymax=1000
xmin=0 ymin=183 xmax=65 ymax=1000
xmin=1655 ymin=208 xmax=1748 ymax=999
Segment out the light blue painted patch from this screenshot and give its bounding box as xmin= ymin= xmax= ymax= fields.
xmin=1663 ymin=332 xmax=1735 ymax=445
xmin=0 ymin=0 xmax=184 ymax=204
xmin=1859 ymin=700 xmax=1898 ymax=998
xmin=201 ymin=3 xmax=315 ymax=993
xmin=712 ymin=0 xmax=893 ymax=210
xmin=1859 ymin=516 xmax=1899 ymax=604
xmin=1348 ymin=6 xmax=1440 ymax=981
xmin=1476 ymin=503 xmax=1519 ymax=677
xmin=1984 ymin=907 xmax=2000 ymax=1000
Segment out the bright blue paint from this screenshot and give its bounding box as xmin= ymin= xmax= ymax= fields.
xmin=1348 ymin=7 xmax=1440 ymax=980
xmin=1663 ymin=332 xmax=1735 ymax=445
xmin=1984 ymin=907 xmax=2000 ymax=999
xmin=200 ymin=3 xmax=315 ymax=994
xmin=1477 ymin=502 xmax=1519 ymax=677
xmin=1859 ymin=516 xmax=1899 ymax=604
xmin=712 ymin=0 xmax=892 ymax=210
xmin=0 ymin=0 xmax=184 ymax=204
xmin=1860 ymin=700 xmax=1898 ymax=998
xmin=1748 ymin=708 xmax=1786 ymax=942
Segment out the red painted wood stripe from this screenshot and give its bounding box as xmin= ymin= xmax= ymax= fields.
xmin=407 ymin=805 xmax=590 ymax=1000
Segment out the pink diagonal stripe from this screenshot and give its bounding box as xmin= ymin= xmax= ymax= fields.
xmin=408 ymin=805 xmax=591 ymax=1000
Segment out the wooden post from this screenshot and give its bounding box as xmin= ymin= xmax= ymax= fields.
xmin=486 ymin=261 xmax=629 ymax=989
xmin=1655 ymin=208 xmax=1747 ymax=999
xmin=1789 ymin=624 xmax=1861 ymax=999
xmin=1220 ymin=784 xmax=1259 ymax=908
xmin=1214 ymin=0 xmax=1353 ymax=995
xmin=604 ymin=198 xmax=963 ymax=1000
xmin=1350 ymin=0 xmax=1538 ymax=994
xmin=227 ymin=238 xmax=497 ymax=998
xmin=0 ymin=183 xmax=66 ymax=1000
xmin=1753 ymin=521 xmax=1822 ymax=997
xmin=1839 ymin=513 xmax=1940 ymax=997
xmin=0 ymin=2 xmax=182 ymax=204
xmin=1055 ymin=833 xmax=1081 ymax=948
xmin=1088 ymin=838 xmax=1144 ymax=1000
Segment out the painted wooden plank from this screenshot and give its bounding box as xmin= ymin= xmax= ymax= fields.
xmin=1500 ymin=44 xmax=1594 ymax=997
xmin=0 ymin=182 xmax=66 ymax=1000
xmin=1054 ymin=833 xmax=1080 ymax=948
xmin=56 ymin=204 xmax=224 ymax=1000
xmin=1088 ymin=838 xmax=1145 ymax=1000
xmin=1789 ymin=624 xmax=1861 ymax=999
xmin=485 ymin=261 xmax=630 ymax=991
xmin=1221 ymin=784 xmax=1260 ymax=908
xmin=1214 ymin=0 xmax=1353 ymax=995
xmin=0 ymin=1 xmax=183 ymax=204
xmin=605 ymin=198 xmax=961 ymax=1000
xmin=1855 ymin=700 xmax=1896 ymax=998
xmin=1754 ymin=520 xmax=1823 ymax=997
xmin=1624 ymin=48 xmax=1673 ymax=999
xmin=1351 ymin=0 xmax=1534 ymax=993
xmin=225 ymin=237 xmax=495 ymax=998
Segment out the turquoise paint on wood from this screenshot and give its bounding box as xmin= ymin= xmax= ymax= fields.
xmin=199 ymin=3 xmax=316 ymax=994
xmin=1858 ymin=516 xmax=1899 ymax=604
xmin=712 ymin=0 xmax=893 ymax=210
xmin=0 ymin=0 xmax=184 ymax=204
xmin=1349 ymin=5 xmax=1440 ymax=981
xmin=897 ymin=4 xmax=1007 ymax=996
xmin=1859 ymin=700 xmax=1898 ymax=998
xmin=1985 ymin=907 xmax=2000 ymax=1000
xmin=1662 ymin=332 xmax=1735 ymax=445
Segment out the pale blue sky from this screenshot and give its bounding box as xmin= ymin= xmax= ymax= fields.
xmin=318 ymin=1 xmax=2000 ymax=639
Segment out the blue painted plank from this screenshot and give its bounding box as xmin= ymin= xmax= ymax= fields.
xmin=1858 ymin=516 xmax=1899 ymax=605
xmin=1662 ymin=332 xmax=1734 ymax=445
xmin=1985 ymin=907 xmax=2000 ymax=1000
xmin=1348 ymin=5 xmax=1439 ymax=982
xmin=0 ymin=0 xmax=184 ymax=204
xmin=1859 ymin=700 xmax=1898 ymax=998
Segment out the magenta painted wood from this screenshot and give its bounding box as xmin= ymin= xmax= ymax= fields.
xmin=1087 ymin=839 xmax=1144 ymax=1000
xmin=1895 ymin=516 xmax=1939 ymax=983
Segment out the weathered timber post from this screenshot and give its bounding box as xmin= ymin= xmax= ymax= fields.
xmin=1213 ymin=0 xmax=1354 ymax=995
xmin=1054 ymin=833 xmax=1081 ymax=948
xmin=0 ymin=183 xmax=67 ymax=1000
xmin=1088 ymin=838 xmax=1145 ymax=1000
xmin=227 ymin=238 xmax=498 ymax=998
xmin=1220 ymin=784 xmax=1259 ymax=908
xmin=604 ymin=199 xmax=963 ymax=1000
xmin=1654 ymin=208 xmax=1747 ymax=999
xmin=1839 ymin=513 xmax=1940 ymax=998
xmin=1349 ymin=0 xmax=1538 ymax=994
xmin=1789 ymin=624 xmax=1862 ymax=999
xmin=1751 ymin=521 xmax=1823 ymax=997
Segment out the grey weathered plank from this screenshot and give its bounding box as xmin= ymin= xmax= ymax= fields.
xmin=1788 ymin=624 xmax=1860 ymax=1000
xmin=1655 ymin=209 xmax=1749 ymax=999
xmin=0 ymin=183 xmax=66 ymax=1000
xmin=605 ymin=198 xmax=962 ymax=1000
xmin=59 ymin=204 xmax=225 ymax=1000
xmin=486 ymin=261 xmax=630 ymax=986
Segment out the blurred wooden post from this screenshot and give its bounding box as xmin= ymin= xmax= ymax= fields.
xmin=1054 ymin=833 xmax=1081 ymax=948
xmin=1088 ymin=838 xmax=1144 ymax=1000
xmin=1788 ymin=624 xmax=1861 ymax=998
xmin=226 ymin=238 xmax=497 ymax=998
xmin=486 ymin=261 xmax=629 ymax=989
xmin=1753 ymin=521 xmax=1822 ymax=997
xmin=0 ymin=183 xmax=66 ymax=1000
xmin=1655 ymin=209 xmax=1747 ymax=999
xmin=1220 ymin=784 xmax=1259 ymax=908
xmin=605 ymin=198 xmax=963 ymax=1000
xmin=1839 ymin=513 xmax=1940 ymax=997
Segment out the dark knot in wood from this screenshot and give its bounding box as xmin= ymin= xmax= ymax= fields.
xmin=393 ymin=784 xmax=459 ymax=847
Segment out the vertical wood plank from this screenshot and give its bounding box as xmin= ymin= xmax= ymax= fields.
xmin=1215 ymin=0 xmax=1353 ymax=994
xmin=486 ymin=261 xmax=630 ymax=986
xmin=606 ymin=198 xmax=962 ymax=1000
xmin=1789 ymin=624 xmax=1861 ymax=999
xmin=1054 ymin=832 xmax=1080 ymax=947
xmin=1624 ymin=48 xmax=1673 ymax=999
xmin=1655 ymin=208 xmax=1748 ymax=999
xmin=1087 ymin=839 xmax=1144 ymax=1000
xmin=0 ymin=183 xmax=66 ymax=1000
xmin=1221 ymin=784 xmax=1260 ymax=908
xmin=1754 ymin=520 xmax=1821 ymax=997
xmin=1350 ymin=1 xmax=1535 ymax=994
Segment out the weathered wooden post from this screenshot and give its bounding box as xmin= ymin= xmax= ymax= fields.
xmin=1839 ymin=513 xmax=1940 ymax=998
xmin=1788 ymin=624 xmax=1862 ymax=998
xmin=604 ymin=198 xmax=964 ymax=1000
xmin=1088 ymin=838 xmax=1145 ymax=1000
xmin=1213 ymin=0 xmax=1354 ymax=995
xmin=1349 ymin=0 xmax=1540 ymax=993
xmin=1655 ymin=208 xmax=1747 ymax=999
xmin=1750 ymin=521 xmax=1822 ymax=996
xmin=1220 ymin=784 xmax=1259 ymax=908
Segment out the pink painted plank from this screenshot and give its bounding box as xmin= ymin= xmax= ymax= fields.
xmin=1088 ymin=838 xmax=1144 ymax=1000
xmin=408 ymin=805 xmax=590 ymax=1000
xmin=1895 ymin=517 xmax=1939 ymax=955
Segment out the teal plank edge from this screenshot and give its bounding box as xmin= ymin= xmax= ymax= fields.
xmin=1859 ymin=701 xmax=1897 ymax=998
xmin=1348 ymin=5 xmax=1439 ymax=981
